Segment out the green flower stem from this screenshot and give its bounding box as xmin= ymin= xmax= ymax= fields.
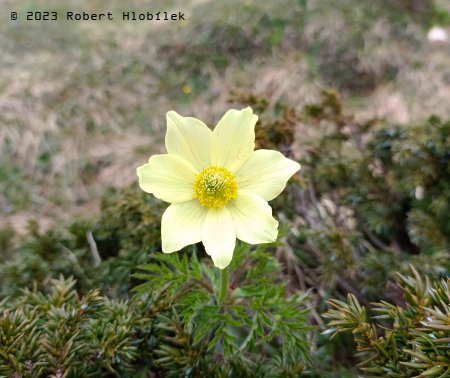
xmin=220 ymin=267 xmax=229 ymax=303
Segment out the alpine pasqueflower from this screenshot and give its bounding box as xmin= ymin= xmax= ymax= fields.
xmin=137 ymin=107 xmax=300 ymax=269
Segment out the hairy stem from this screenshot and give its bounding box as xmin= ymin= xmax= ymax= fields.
xmin=220 ymin=267 xmax=229 ymax=303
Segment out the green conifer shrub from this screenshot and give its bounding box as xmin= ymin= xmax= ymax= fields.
xmin=324 ymin=267 xmax=450 ymax=377
xmin=0 ymin=187 xmax=164 ymax=299
xmin=233 ymin=90 xmax=450 ymax=301
xmin=0 ymin=245 xmax=312 ymax=377
xmin=0 ymin=277 xmax=145 ymax=377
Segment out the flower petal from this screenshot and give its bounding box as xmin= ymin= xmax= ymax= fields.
xmin=161 ymin=200 xmax=208 ymax=253
xmin=210 ymin=107 xmax=257 ymax=172
xmin=235 ymin=150 xmax=300 ymax=201
xmin=166 ymin=110 xmax=212 ymax=171
xmin=136 ymin=154 xmax=196 ymax=203
xmin=202 ymin=207 xmax=236 ymax=269
xmin=228 ymin=191 xmax=278 ymax=244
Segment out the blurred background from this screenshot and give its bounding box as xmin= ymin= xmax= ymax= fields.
xmin=1 ymin=0 xmax=449 ymax=232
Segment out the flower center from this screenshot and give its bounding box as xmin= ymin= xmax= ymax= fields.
xmin=193 ymin=166 xmax=238 ymax=208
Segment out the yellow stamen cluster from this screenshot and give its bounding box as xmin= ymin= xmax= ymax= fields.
xmin=193 ymin=166 xmax=238 ymax=208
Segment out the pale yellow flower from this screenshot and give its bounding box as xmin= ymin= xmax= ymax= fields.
xmin=137 ymin=107 xmax=300 ymax=269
